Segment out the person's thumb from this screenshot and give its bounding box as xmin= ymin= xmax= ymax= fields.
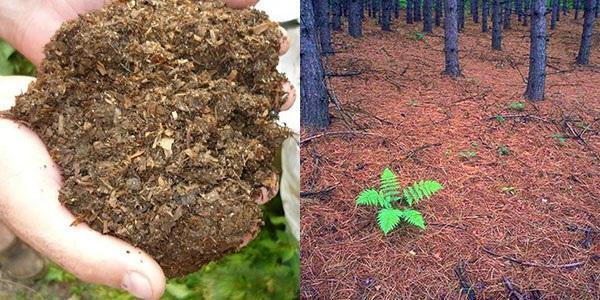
xmin=0 ymin=118 xmax=166 ymax=300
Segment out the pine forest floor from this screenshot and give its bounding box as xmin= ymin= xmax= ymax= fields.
xmin=301 ymin=13 xmax=599 ymax=299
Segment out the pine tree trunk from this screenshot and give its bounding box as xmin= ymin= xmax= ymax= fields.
xmin=482 ymin=0 xmax=490 ymax=31
xmin=503 ymin=0 xmax=512 ymax=29
xmin=575 ymin=0 xmax=581 ymax=19
xmin=424 ymin=0 xmax=434 ymax=31
xmin=522 ymin=0 xmax=529 ymax=26
xmin=516 ymin=0 xmax=523 ymax=21
xmin=562 ymin=0 xmax=568 ymax=14
xmin=444 ymin=0 xmax=462 ymax=76
xmin=332 ymin=0 xmax=343 ymax=30
xmin=349 ymin=0 xmax=363 ymax=37
xmin=313 ymin=0 xmax=334 ymax=55
xmin=415 ymin=0 xmax=423 ymax=21
xmin=394 ymin=0 xmax=401 ymax=18
xmin=492 ymin=0 xmax=503 ymax=49
xmin=472 ymin=0 xmax=480 ymax=22
xmin=382 ymin=0 xmax=393 ymax=30
xmin=435 ymin=0 xmax=444 ymax=26
xmin=551 ymin=0 xmax=559 ymax=29
xmin=458 ymin=0 xmax=465 ymax=30
xmin=301 ymin=0 xmax=330 ymax=128
xmin=524 ymin=0 xmax=547 ymax=100
xmin=407 ymin=0 xmax=415 ymax=23
xmin=576 ymin=0 xmax=597 ymax=64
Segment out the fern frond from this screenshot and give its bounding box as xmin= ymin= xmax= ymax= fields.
xmin=356 ymin=189 xmax=381 ymax=206
xmin=398 ymin=209 xmax=426 ymax=229
xmin=403 ymin=180 xmax=443 ymax=206
xmin=377 ymin=208 xmax=403 ymax=235
xmin=379 ymin=168 xmax=402 ymax=204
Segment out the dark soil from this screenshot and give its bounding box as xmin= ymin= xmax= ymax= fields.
xmin=301 ymin=15 xmax=599 ymax=299
xmin=7 ymin=0 xmax=288 ymax=277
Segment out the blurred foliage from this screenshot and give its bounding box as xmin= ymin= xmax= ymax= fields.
xmin=34 ymin=197 xmax=299 ymax=300
xmin=0 ymin=39 xmax=36 ymax=76
xmin=0 ymin=38 xmax=298 ymax=300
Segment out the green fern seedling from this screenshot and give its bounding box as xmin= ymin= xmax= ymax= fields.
xmin=356 ymin=168 xmax=443 ymax=235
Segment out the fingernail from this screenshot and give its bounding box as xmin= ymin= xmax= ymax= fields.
xmin=121 ymin=271 xmax=153 ymax=300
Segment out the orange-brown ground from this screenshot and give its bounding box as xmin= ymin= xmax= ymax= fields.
xmin=301 ymin=14 xmax=599 ymax=299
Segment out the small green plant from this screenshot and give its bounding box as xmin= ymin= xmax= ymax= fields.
xmin=458 ymin=150 xmax=477 ymax=159
xmin=508 ymin=101 xmax=526 ymax=111
xmin=470 ymin=141 xmax=479 ymax=148
xmin=407 ymin=99 xmax=419 ymax=107
xmin=551 ymin=133 xmax=567 ymax=144
xmin=498 ymin=144 xmax=510 ymax=156
xmin=494 ymin=115 xmax=506 ymax=123
xmin=410 ymin=32 xmax=425 ymax=41
xmin=356 ymin=168 xmax=443 ymax=235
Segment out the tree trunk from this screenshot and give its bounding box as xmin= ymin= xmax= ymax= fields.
xmin=394 ymin=0 xmax=401 ymax=18
xmin=472 ymin=0 xmax=480 ymax=22
xmin=458 ymin=0 xmax=465 ymax=30
xmin=522 ymin=0 xmax=529 ymax=26
xmin=482 ymin=0 xmax=489 ymax=31
xmin=444 ymin=0 xmax=462 ymax=76
xmin=503 ymin=0 xmax=512 ymax=29
xmin=562 ymin=0 xmax=568 ymax=14
xmin=382 ymin=0 xmax=393 ymax=30
xmin=423 ymin=0 xmax=434 ymax=31
xmin=575 ymin=0 xmax=581 ymax=19
xmin=332 ymin=0 xmax=343 ymax=31
xmin=524 ymin=0 xmax=547 ymax=100
xmin=551 ymin=0 xmax=559 ymax=29
xmin=301 ymin=0 xmax=330 ymax=129
xmin=407 ymin=0 xmax=415 ymax=23
xmin=492 ymin=0 xmax=503 ymax=49
xmin=372 ymin=0 xmax=379 ymax=18
xmin=577 ymin=0 xmax=597 ymax=64
xmin=415 ymin=0 xmax=423 ymax=21
xmin=349 ymin=0 xmax=363 ymax=37
xmin=595 ymin=0 xmax=599 ymax=17
xmin=515 ymin=0 xmax=523 ymax=21
xmin=435 ymin=0 xmax=444 ymax=26
xmin=313 ymin=0 xmax=334 ymax=55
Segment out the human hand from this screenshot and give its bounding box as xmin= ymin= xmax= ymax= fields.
xmin=0 ymin=0 xmax=296 ymax=299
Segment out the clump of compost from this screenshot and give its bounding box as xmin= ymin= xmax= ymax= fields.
xmin=9 ymin=0 xmax=288 ymax=277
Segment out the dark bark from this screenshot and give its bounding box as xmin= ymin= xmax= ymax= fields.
xmin=516 ymin=0 xmax=523 ymax=21
xmin=394 ymin=0 xmax=401 ymax=18
xmin=458 ymin=0 xmax=465 ymax=30
xmin=562 ymin=0 xmax=568 ymax=14
xmin=424 ymin=0 xmax=434 ymax=31
xmin=435 ymin=0 xmax=444 ymax=25
xmin=472 ymin=0 xmax=480 ymax=22
xmin=349 ymin=0 xmax=363 ymax=37
xmin=503 ymin=0 xmax=512 ymax=29
xmin=301 ymin=0 xmax=330 ymax=129
xmin=382 ymin=0 xmax=393 ymax=30
xmin=444 ymin=0 xmax=462 ymax=77
xmin=313 ymin=0 xmax=334 ymax=55
xmin=576 ymin=0 xmax=597 ymax=64
xmin=415 ymin=0 xmax=423 ymax=21
xmin=522 ymin=0 xmax=529 ymax=26
xmin=524 ymin=0 xmax=547 ymax=100
xmin=332 ymin=0 xmax=343 ymax=31
xmin=407 ymin=0 xmax=415 ymax=23
xmin=551 ymin=0 xmax=559 ymax=29
xmin=482 ymin=0 xmax=489 ymax=31
xmin=596 ymin=0 xmax=599 ymax=17
xmin=575 ymin=0 xmax=581 ymax=19
xmin=492 ymin=0 xmax=503 ymax=49
xmin=372 ymin=0 xmax=379 ymax=18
